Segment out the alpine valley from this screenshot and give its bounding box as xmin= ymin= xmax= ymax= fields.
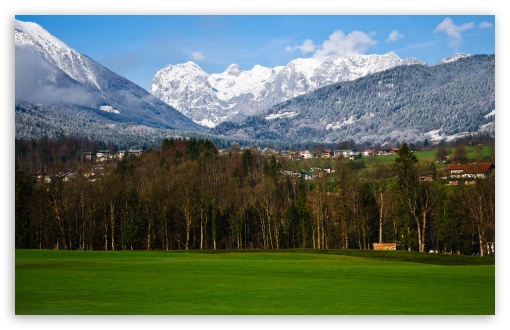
xmin=15 ymin=19 xmax=495 ymax=148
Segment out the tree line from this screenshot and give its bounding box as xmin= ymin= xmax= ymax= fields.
xmin=15 ymin=137 xmax=495 ymax=256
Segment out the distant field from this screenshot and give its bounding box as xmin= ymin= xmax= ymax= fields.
xmin=15 ymin=249 xmax=494 ymax=315
xmin=286 ymin=145 xmax=494 ymax=173
xmin=415 ymin=145 xmax=492 ymax=163
xmin=369 ymin=145 xmax=492 ymax=164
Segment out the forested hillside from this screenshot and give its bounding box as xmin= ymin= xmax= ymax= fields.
xmin=15 ymin=103 xmax=184 ymax=150
xmin=212 ymin=55 xmax=495 ymax=145
xmin=15 ymin=137 xmax=495 ymax=256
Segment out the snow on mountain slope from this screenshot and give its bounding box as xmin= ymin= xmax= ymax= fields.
xmin=211 ymin=64 xmax=278 ymax=101
xmin=15 ymin=19 xmax=204 ymax=133
xmin=15 ymin=20 xmax=102 ymax=90
xmin=209 ymin=54 xmax=494 ymax=145
xmin=152 ymin=51 xmax=429 ymax=127
xmin=434 ymin=53 xmax=471 ymax=65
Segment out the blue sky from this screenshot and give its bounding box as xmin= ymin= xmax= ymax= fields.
xmin=15 ymin=14 xmax=495 ymax=91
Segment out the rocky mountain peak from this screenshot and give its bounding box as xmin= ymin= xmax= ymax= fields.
xmin=224 ymin=63 xmax=242 ymax=76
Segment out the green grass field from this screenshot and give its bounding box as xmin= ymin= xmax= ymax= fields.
xmin=15 ymin=249 xmax=494 ymax=315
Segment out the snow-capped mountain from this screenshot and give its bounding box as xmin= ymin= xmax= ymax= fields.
xmin=15 ymin=19 xmax=204 ymax=133
xmin=210 ymin=54 xmax=494 ymax=145
xmin=434 ymin=53 xmax=471 ymax=65
xmin=152 ymin=52 xmax=427 ymax=127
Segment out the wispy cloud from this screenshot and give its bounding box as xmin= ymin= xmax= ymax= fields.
xmin=287 ymin=30 xmax=377 ymax=58
xmin=192 ymin=51 xmax=206 ymax=61
xmin=479 ymin=21 xmax=493 ymax=29
xmin=434 ymin=17 xmax=475 ymax=49
xmin=399 ymin=40 xmax=441 ymax=52
xmin=386 ymin=30 xmax=404 ymax=42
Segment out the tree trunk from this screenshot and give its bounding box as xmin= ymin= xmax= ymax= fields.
xmin=379 ymin=190 xmax=384 ymax=243
xmin=147 ymin=207 xmax=151 ymax=251
xmin=316 ymin=207 xmax=321 ymax=250
xmin=274 ymin=217 xmax=280 ymax=250
xmin=211 ymin=199 xmax=217 ymax=250
xmin=199 ymin=207 xmax=205 ymax=250
xmin=420 ymin=210 xmax=427 ymax=253
xmin=416 ymin=220 xmax=423 ymax=253
xmin=90 ymin=208 xmax=94 ymax=251
xmin=185 ymin=215 xmax=191 ymax=250
xmin=53 ymin=207 xmax=67 ymax=250
xmin=104 ymin=213 xmax=108 ymax=251
xmin=266 ymin=209 xmax=273 ymax=249
xmin=110 ymin=202 xmax=115 ymax=251
xmin=164 ymin=206 xmax=169 ymax=250
xmin=343 ymin=218 xmax=348 ymax=249
xmin=183 ymin=202 xmax=193 ymax=250
xmin=362 ymin=215 xmax=367 ymax=250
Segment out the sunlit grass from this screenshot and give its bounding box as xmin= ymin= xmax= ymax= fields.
xmin=15 ymin=249 xmax=494 ymax=315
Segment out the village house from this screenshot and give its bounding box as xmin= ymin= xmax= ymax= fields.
xmin=349 ymin=151 xmax=361 ymax=160
xmin=300 ymin=150 xmax=314 ymax=159
xmin=447 ymin=162 xmax=494 ymax=179
xmin=115 ymin=150 xmax=126 ymax=159
xmin=83 ymin=149 xmax=144 ymax=162
xmin=363 ymin=149 xmax=376 ymax=156
xmin=95 ymin=150 xmax=112 ymax=162
xmin=62 ymin=171 xmax=77 ymax=182
xmin=34 ymin=172 xmax=51 ymax=183
xmin=126 ymin=149 xmax=143 ymax=157
xmin=418 ymin=172 xmax=435 ymax=182
xmin=321 ymin=149 xmax=333 ymax=159
xmin=333 ymin=149 xmax=358 ymax=158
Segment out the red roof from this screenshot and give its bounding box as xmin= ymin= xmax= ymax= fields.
xmin=447 ymin=162 xmax=494 ymax=174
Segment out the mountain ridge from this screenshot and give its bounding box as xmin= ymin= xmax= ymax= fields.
xmin=15 ymin=19 xmax=205 ymax=138
xmin=210 ymin=54 xmax=495 ymax=145
xmin=152 ymin=51 xmax=428 ymax=127
xmin=14 ymin=19 xmax=494 ymax=148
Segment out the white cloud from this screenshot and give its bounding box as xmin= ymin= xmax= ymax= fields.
xmin=313 ymin=30 xmax=377 ymax=58
xmin=386 ymin=30 xmax=404 ymax=42
xmin=285 ymin=30 xmax=377 ymax=58
xmin=434 ymin=17 xmax=475 ymax=48
xmin=192 ymin=51 xmax=205 ymax=61
xmin=479 ymin=21 xmax=493 ymax=29
xmin=296 ymin=39 xmax=317 ymax=54
xmin=285 ymin=39 xmax=317 ymax=54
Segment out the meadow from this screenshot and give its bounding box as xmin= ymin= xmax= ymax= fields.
xmin=15 ymin=249 xmax=494 ymax=315
xmin=297 ymin=145 xmax=494 ymax=173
